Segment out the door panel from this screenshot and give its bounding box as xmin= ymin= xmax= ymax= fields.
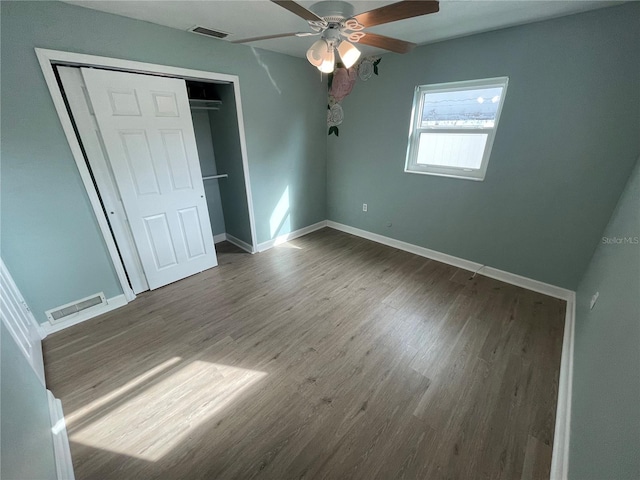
xmin=178 ymin=207 xmax=207 ymax=258
xmin=120 ymin=130 xmax=161 ymax=195
xmin=152 ymin=92 xmax=179 ymax=116
xmin=108 ymin=89 xmax=142 ymax=115
xmin=144 ymin=214 xmax=178 ymax=269
xmin=82 ymin=68 xmax=217 ymax=290
xmin=161 ymin=130 xmax=193 ymax=190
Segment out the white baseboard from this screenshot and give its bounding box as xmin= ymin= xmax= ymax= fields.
xmin=213 ymin=233 xmax=227 ymax=244
xmin=48 ymin=390 xmax=75 ymax=480
xmin=480 ymin=267 xmax=573 ymax=302
xmin=326 ymin=221 xmax=574 ymax=301
xmin=550 ymin=293 xmax=575 ymax=480
xmin=225 ymin=233 xmax=255 ymax=254
xmin=41 ymin=294 xmax=128 ymax=336
xmin=214 ymin=232 xmax=253 ymax=253
xmin=37 ymin=324 xmax=48 ymax=340
xmin=257 ymin=221 xmax=328 ymax=253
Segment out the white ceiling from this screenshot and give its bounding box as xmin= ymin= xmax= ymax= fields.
xmin=63 ymin=0 xmax=622 ymax=58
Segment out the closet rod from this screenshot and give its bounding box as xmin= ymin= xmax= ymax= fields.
xmin=203 ymin=174 xmax=228 ymax=180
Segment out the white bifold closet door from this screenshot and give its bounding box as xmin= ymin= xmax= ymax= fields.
xmin=81 ymin=67 xmax=217 ymax=290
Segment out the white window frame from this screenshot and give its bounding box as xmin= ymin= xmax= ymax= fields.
xmin=404 ymin=76 xmax=509 ymax=181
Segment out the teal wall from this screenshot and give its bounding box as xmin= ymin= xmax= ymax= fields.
xmin=569 ymin=157 xmax=640 ymax=480
xmin=191 ymin=110 xmax=226 ymax=237
xmin=1 ymin=323 xmax=57 ymax=480
xmin=2 ymin=3 xmax=639 ymax=476
xmin=208 ymin=84 xmax=253 ymax=245
xmin=326 ymin=4 xmax=640 ymax=289
xmin=0 ymin=1 xmax=327 ymax=323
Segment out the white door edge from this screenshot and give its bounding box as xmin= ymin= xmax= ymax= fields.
xmin=58 ymin=66 xmax=149 ymax=294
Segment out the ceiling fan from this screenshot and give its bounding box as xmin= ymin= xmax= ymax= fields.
xmin=232 ymin=0 xmax=440 ymax=73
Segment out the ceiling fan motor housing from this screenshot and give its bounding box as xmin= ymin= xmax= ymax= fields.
xmin=309 ymin=1 xmax=355 ymax=22
xmin=323 ymin=25 xmax=343 ymax=47
xmin=308 ymin=0 xmax=364 ymax=46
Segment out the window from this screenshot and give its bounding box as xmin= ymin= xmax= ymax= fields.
xmin=405 ymin=77 xmax=508 ymax=181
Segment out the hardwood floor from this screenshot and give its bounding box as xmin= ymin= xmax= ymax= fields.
xmin=43 ymin=228 xmax=565 ymax=480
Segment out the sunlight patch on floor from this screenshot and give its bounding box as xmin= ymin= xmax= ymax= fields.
xmin=70 ymin=361 xmax=267 ymax=461
xmin=65 ymin=357 xmax=182 ymax=426
xmin=274 ymin=241 xmax=302 ymax=250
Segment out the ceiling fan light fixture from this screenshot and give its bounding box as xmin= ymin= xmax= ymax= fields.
xmin=248 ymin=0 xmax=439 ymax=70
xmin=337 ymin=40 xmax=361 ymax=69
xmin=306 ymin=39 xmax=327 ymax=67
xmin=317 ymin=46 xmax=335 ymax=73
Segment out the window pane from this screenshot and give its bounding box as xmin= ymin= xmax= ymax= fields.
xmin=416 ymin=132 xmax=488 ymax=169
xmin=421 ymin=87 xmax=503 ymax=127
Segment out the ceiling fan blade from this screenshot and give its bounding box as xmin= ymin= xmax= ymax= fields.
xmin=355 ymin=32 xmax=416 ymax=54
xmin=354 ymin=1 xmax=439 ymax=28
xmin=231 ymin=32 xmax=302 ymax=44
xmin=271 ymin=0 xmax=325 ymax=23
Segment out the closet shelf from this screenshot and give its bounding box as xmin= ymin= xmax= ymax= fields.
xmin=203 ymin=174 xmax=228 ymax=180
xmin=189 ymin=99 xmax=222 ymax=111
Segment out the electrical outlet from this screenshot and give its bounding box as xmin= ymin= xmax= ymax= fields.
xmin=590 ymin=291 xmax=599 ymax=310
xmin=362 ymin=203 xmax=368 ymax=212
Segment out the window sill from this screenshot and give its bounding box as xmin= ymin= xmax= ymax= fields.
xmin=404 ymin=168 xmax=486 ymax=182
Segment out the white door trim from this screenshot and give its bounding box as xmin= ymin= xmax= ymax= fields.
xmin=1 ymin=258 xmax=46 ymax=383
xmin=48 ymin=391 xmax=76 ymax=480
xmin=35 ymin=48 xmax=259 ymax=300
xmin=550 ymin=294 xmax=575 ymax=480
xmin=35 ymin=50 xmax=136 ymax=303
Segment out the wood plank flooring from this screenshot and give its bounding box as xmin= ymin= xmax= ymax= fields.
xmin=43 ymin=228 xmax=565 ymax=480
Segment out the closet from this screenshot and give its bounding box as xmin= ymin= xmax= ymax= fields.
xmin=187 ymin=81 xmax=254 ymax=253
xmin=57 ymin=66 xmax=254 ymax=295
